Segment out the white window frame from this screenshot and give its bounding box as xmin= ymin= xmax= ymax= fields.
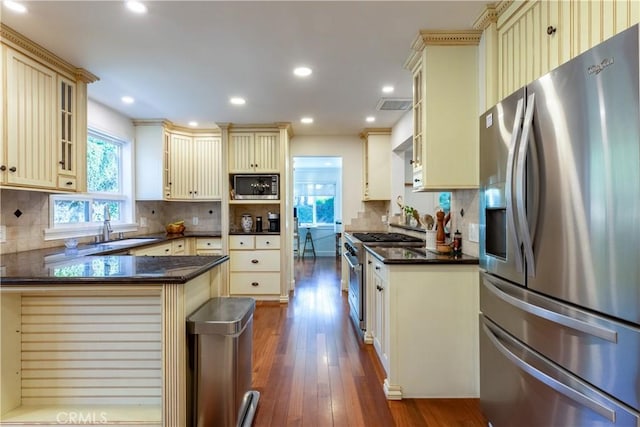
xmin=45 ymin=129 xmax=136 ymax=240
xmin=294 ymin=182 xmax=336 ymax=227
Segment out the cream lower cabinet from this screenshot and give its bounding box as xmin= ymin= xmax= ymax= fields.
xmin=195 ymin=237 xmax=222 ymax=255
xmin=229 ymin=235 xmax=280 ymax=297
xmin=130 ymin=242 xmax=173 ymax=256
xmin=365 ymin=255 xmax=479 ymax=400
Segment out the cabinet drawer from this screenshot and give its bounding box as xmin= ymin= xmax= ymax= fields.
xmin=256 ymin=235 xmax=280 ymax=249
xmin=196 ymin=238 xmax=221 ymax=250
xmin=171 ymin=239 xmax=186 ymax=254
xmin=132 ymin=242 xmax=172 ymax=256
xmin=196 ymin=249 xmax=222 ymax=256
xmin=57 ymin=176 xmax=77 ymax=190
xmin=230 ymin=272 xmax=280 ymax=294
xmin=229 ymin=235 xmax=255 ymax=249
xmin=230 ymin=250 xmax=280 ymax=272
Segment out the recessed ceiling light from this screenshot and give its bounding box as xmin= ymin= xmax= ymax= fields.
xmin=382 ymin=85 xmax=394 ymax=93
xmin=126 ymin=1 xmax=147 ymax=14
xmin=300 ymin=117 xmax=314 ymax=124
xmin=121 ymin=96 xmax=135 ymax=104
xmin=4 ymin=1 xmax=27 ymax=13
xmin=366 ymin=116 xmax=376 ymax=123
xmin=230 ymin=97 xmax=246 ymax=105
xmin=188 ymin=121 xmax=198 ymax=127
xmin=294 ymin=67 xmax=312 ymax=77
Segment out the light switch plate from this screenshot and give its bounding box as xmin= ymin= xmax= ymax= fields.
xmin=0 ymin=225 xmax=6 ymax=243
xmin=139 ymin=217 xmax=148 ymax=227
xmin=193 ymin=217 xmax=199 ymax=225
xmin=468 ymin=223 xmax=479 ymax=243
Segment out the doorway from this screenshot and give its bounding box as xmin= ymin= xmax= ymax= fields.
xmin=293 ymin=157 xmax=342 ymax=257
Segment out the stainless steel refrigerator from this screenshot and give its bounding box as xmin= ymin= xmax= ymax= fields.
xmin=479 ymin=24 xmax=640 ymax=426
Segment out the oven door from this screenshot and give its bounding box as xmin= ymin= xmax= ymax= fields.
xmin=343 ymin=251 xmax=364 ymax=330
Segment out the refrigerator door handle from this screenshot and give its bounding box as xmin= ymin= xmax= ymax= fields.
xmin=517 ymin=93 xmax=537 ymax=277
xmin=505 ymin=97 xmax=525 ymax=272
xmin=483 ymin=274 xmax=618 ymax=343
xmin=482 ymin=320 xmax=617 ymax=422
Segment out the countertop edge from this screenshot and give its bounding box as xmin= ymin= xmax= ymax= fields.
xmin=365 ymin=245 xmax=479 ymax=265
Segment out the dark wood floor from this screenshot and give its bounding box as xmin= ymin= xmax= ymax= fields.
xmin=251 ymin=257 xmax=487 ymax=426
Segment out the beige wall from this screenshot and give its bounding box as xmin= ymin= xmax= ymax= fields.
xmin=290 ymin=135 xmax=389 ymax=231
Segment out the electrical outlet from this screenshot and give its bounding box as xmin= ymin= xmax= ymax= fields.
xmin=0 ymin=225 xmax=5 ymax=242
xmin=193 ymin=216 xmax=199 ymax=225
xmin=140 ymin=217 xmax=148 ymax=227
xmin=468 ymin=223 xmax=479 ymax=243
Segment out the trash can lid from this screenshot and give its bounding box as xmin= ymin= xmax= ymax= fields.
xmin=187 ymin=297 xmax=256 ymax=335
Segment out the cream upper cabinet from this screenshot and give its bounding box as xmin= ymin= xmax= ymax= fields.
xmin=167 ymin=133 xmax=222 ymax=200
xmin=484 ymin=0 xmax=640 ymax=102
xmin=1 ymin=25 xmax=96 ymax=192
xmin=229 ymin=131 xmax=279 ymax=173
xmin=4 ymin=47 xmax=57 ymax=189
xmin=57 ymin=76 xmax=78 ymax=191
xmin=134 ymin=122 xmax=222 ymax=201
xmin=404 ymin=31 xmax=481 ymax=191
xmin=361 ymin=129 xmax=391 ymax=201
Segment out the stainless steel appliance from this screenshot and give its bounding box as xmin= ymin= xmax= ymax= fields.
xmin=343 ymin=232 xmax=424 ymax=336
xmin=479 ymin=24 xmax=640 ymax=426
xmin=232 ymin=174 xmax=279 ymax=200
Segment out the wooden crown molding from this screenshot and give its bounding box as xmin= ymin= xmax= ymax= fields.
xmin=359 ymin=128 xmax=391 ymax=139
xmin=404 ymin=30 xmax=482 ymax=70
xmin=131 ymin=119 xmax=221 ymax=135
xmin=473 ymin=0 xmax=515 ymax=29
xmin=1 ymin=23 xmax=99 ymax=83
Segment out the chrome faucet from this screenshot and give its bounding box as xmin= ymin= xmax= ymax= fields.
xmin=102 ymin=206 xmax=112 ymax=242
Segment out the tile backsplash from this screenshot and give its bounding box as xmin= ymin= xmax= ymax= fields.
xmin=450 ymin=189 xmax=479 ymax=257
xmin=0 ymin=189 xmax=222 ymax=254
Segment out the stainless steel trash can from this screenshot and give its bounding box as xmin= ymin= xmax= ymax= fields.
xmin=187 ymin=297 xmax=259 ymax=427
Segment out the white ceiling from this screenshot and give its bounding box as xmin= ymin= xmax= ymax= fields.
xmin=1 ymin=1 xmax=486 ymax=137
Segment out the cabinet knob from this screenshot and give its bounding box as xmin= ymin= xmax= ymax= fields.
xmin=265 ymin=241 xmax=270 ymax=245
xmin=251 ymin=259 xmax=259 ymax=264
xmin=547 ymin=25 xmax=557 ymax=35
xmin=375 ymin=266 xmax=381 ymax=270
xmin=376 ymin=285 xmax=383 ymax=292
xmin=207 ymin=242 xmax=211 ymax=246
xmin=367 ymin=260 xmax=372 ymax=265
xmin=59 ymin=161 xmax=65 ymax=166
xmin=240 ymin=241 xmax=244 ymax=245
xmin=168 ymin=182 xmax=172 ymax=185
xmin=165 ymin=248 xmax=170 ymax=252
xmin=414 ymin=178 xmax=420 ymax=182
xmin=251 ymin=282 xmax=259 ymax=287
xmin=409 ymin=160 xmax=415 ymax=165
xmin=9 ymin=166 xmax=16 ymax=172
xmin=66 ymin=181 xmax=73 ymax=186
xmin=0 ymin=165 xmax=6 ymax=171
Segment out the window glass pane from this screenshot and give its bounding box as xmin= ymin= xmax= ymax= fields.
xmin=54 ymin=199 xmax=90 ymax=224
xmin=87 ymin=134 xmax=120 ymax=193
xmin=315 ymin=197 xmax=335 ymax=224
xmin=92 ymin=200 xmax=121 ymax=222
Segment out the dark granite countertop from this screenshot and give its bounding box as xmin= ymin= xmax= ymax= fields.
xmin=0 ymin=255 xmax=228 ymax=286
xmin=365 ymin=246 xmax=479 ymax=265
xmin=0 ymin=231 xmax=226 ymax=286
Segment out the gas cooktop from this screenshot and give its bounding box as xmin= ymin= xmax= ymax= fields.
xmin=351 ymin=232 xmax=423 ymax=243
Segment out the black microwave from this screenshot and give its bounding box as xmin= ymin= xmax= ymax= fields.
xmin=232 ymin=174 xmax=279 ymax=200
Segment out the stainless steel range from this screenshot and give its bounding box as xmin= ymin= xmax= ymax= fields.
xmin=343 ymin=232 xmax=424 ymax=337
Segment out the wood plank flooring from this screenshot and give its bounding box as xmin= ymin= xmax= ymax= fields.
xmin=251 ymin=257 xmax=487 ymax=426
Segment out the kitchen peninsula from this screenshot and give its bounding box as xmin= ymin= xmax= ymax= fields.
xmin=364 ymin=245 xmax=479 ymax=400
xmin=0 ymin=251 xmax=228 ymax=427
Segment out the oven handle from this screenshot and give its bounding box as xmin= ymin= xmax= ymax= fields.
xmin=343 ymin=252 xmax=360 ymax=269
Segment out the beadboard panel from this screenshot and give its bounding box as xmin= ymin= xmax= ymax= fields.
xmin=20 ymin=293 xmax=162 ymax=407
xmin=192 ymin=136 xmax=222 ymax=200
